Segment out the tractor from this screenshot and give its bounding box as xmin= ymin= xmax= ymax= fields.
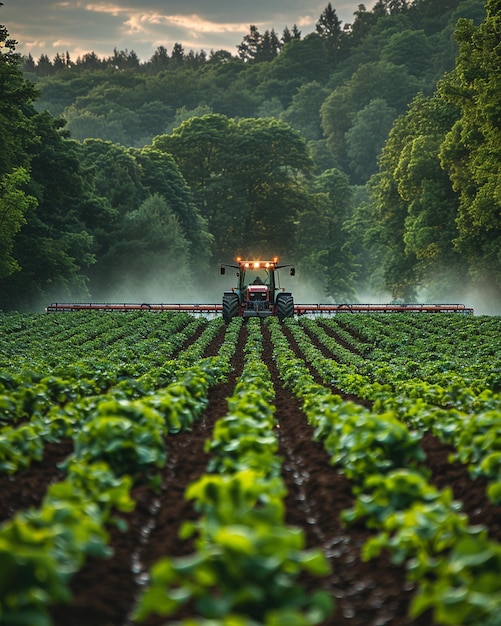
xmin=220 ymin=257 xmax=295 ymax=323
xmin=45 ymin=256 xmax=474 ymax=316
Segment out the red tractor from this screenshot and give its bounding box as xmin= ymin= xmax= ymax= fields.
xmin=220 ymin=257 xmax=295 ymax=323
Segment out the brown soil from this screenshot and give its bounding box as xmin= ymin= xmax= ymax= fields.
xmin=0 ymin=320 xmax=499 ymax=626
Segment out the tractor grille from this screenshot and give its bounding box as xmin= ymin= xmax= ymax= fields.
xmin=246 ymin=298 xmax=269 ymax=311
xmin=246 ymin=286 xmax=269 ymax=311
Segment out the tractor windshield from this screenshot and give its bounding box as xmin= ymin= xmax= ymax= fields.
xmin=246 ymin=269 xmax=270 ymax=286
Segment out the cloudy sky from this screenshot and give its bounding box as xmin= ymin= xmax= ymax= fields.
xmin=3 ymin=0 xmax=377 ymax=62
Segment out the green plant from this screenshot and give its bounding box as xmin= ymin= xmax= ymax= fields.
xmin=135 ymin=471 xmax=332 ymax=624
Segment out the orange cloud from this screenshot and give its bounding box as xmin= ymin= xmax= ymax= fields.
xmin=166 ymin=15 xmax=252 ymax=35
xmin=84 ymin=3 xmax=128 ymax=17
xmin=23 ymin=40 xmax=48 ymax=52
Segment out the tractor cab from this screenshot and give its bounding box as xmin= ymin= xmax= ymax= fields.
xmin=220 ymin=257 xmax=295 ymax=322
xmin=243 ymin=270 xmax=272 ymax=309
xmin=235 ymin=263 xmax=273 ymax=316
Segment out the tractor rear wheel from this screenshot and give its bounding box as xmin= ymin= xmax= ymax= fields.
xmin=276 ymin=293 xmax=294 ymax=321
xmin=222 ymin=293 xmax=240 ymax=323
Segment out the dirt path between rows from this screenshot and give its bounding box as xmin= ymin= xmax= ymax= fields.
xmin=262 ymin=324 xmax=434 ymax=626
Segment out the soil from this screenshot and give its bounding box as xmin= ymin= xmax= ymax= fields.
xmin=1 ymin=319 xmax=499 ymax=626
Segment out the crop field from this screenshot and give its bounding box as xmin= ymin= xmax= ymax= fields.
xmin=1 ymin=311 xmax=501 ymax=626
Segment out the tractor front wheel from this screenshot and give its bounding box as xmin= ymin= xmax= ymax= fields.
xmin=222 ymin=293 xmax=240 ymax=323
xmin=276 ymin=293 xmax=294 ymax=321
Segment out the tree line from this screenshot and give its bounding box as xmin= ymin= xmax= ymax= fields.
xmin=0 ymin=0 xmax=499 ymax=311
xmin=20 ymin=2 xmax=434 ymax=74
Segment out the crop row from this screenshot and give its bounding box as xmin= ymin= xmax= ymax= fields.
xmin=135 ymin=318 xmax=332 ymax=625
xmin=0 ymin=316 xmax=241 ymax=625
xmin=291 ymin=317 xmax=501 ymax=506
xmin=325 ymin=313 xmax=500 ymax=383
xmin=0 ymin=316 xmax=226 ymax=473
xmin=0 ymin=312 xmax=204 ymax=384
xmin=268 ymin=316 xmax=501 ymax=625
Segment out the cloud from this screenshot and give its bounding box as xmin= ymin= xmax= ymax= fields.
xmin=164 ymin=15 xmax=251 ymax=36
xmin=52 ymin=39 xmax=74 ymax=48
xmin=22 ymin=39 xmax=49 ymax=53
xmin=84 ymin=2 xmax=132 ymax=17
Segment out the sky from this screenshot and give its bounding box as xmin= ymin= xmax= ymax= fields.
xmin=2 ymin=0 xmax=378 ymax=63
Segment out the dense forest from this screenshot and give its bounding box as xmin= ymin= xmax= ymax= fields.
xmin=1 ymin=0 xmax=499 ymax=312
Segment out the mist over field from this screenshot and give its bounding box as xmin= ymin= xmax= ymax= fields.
xmin=444 ymin=286 xmax=500 ymax=317
xmin=415 ymin=277 xmax=501 ymax=317
xmin=90 ymin=272 xmax=195 ymax=304
xmin=67 ymin=263 xmax=500 ymax=318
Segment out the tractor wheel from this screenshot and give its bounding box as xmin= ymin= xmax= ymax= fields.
xmin=276 ymin=293 xmax=294 ymax=321
xmin=222 ymin=293 xmax=240 ymax=324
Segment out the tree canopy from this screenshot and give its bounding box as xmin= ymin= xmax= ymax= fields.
xmin=153 ymin=114 xmax=313 ymax=260
xmin=439 ymin=0 xmax=501 ymax=293
xmin=1 ymin=0 xmax=498 ymax=311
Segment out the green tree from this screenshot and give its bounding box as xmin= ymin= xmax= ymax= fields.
xmin=166 ymin=103 xmax=213 ymax=134
xmin=345 ymin=98 xmax=397 ymax=183
xmin=0 ymin=168 xmax=37 ymax=279
xmin=170 ymin=43 xmax=185 ymax=67
xmin=76 ymin=51 xmax=105 ymax=71
xmin=208 ymin=49 xmax=235 ymax=64
xmin=2 ymin=113 xmax=96 ymax=309
xmin=347 ymin=4 xmax=378 ymax=46
xmin=78 ymin=139 xmax=143 ymax=222
xmin=78 ymin=138 xmax=211 ymax=295
xmin=237 ymin=25 xmax=264 ymax=62
xmin=260 ymin=29 xmax=282 ymax=62
xmin=109 ymin=48 xmax=140 ymax=71
xmin=101 ymin=193 xmax=195 ymax=301
xmin=76 ymin=139 xmax=144 ymax=288
xmin=344 ymin=184 xmax=386 ymax=297
xmin=153 ymin=113 xmax=231 ymax=191
xmin=52 ymin=52 xmax=70 ymax=73
xmin=135 ymin=100 xmax=174 ymax=143
xmin=297 ymin=168 xmax=355 ymax=300
xmin=36 ymin=53 xmax=53 ymax=76
xmin=368 ymin=113 xmax=418 ymax=300
xmin=281 ymin=24 xmax=301 ymax=45
xmin=381 ymin=29 xmax=432 ymax=77
xmin=154 ymin=114 xmax=313 ymax=259
xmin=256 ymin=96 xmax=284 ymax=119
xmin=281 ymin=81 xmax=329 ymax=141
xmin=368 ymin=92 xmax=469 ymax=300
xmin=153 ymin=114 xmax=237 ymax=259
xmin=21 ymin=53 xmax=36 ymax=75
xmin=65 ymin=109 xmax=129 ymax=144
xmin=315 ymin=3 xmax=346 ymax=66
xmin=439 ymin=0 xmax=501 ymax=296
xmin=237 ymin=26 xmax=281 ymax=63
xmin=427 ymin=1 xmax=486 ymax=85
xmin=0 ymin=21 xmax=39 ymax=294
xmin=224 ymin=117 xmax=312 ymax=258
xmin=0 ymin=38 xmax=38 ymax=175
xmin=256 ymin=36 xmax=330 ymax=107
xmin=372 ymin=0 xmax=409 ymax=16
xmin=131 ymin=145 xmax=212 ymax=263
xmin=321 ymin=61 xmax=421 ymax=175
xmin=397 ymin=94 xmax=467 ymax=297
xmin=316 ymin=3 xmax=343 ymax=38
xmin=147 ymin=46 xmax=170 ymax=73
